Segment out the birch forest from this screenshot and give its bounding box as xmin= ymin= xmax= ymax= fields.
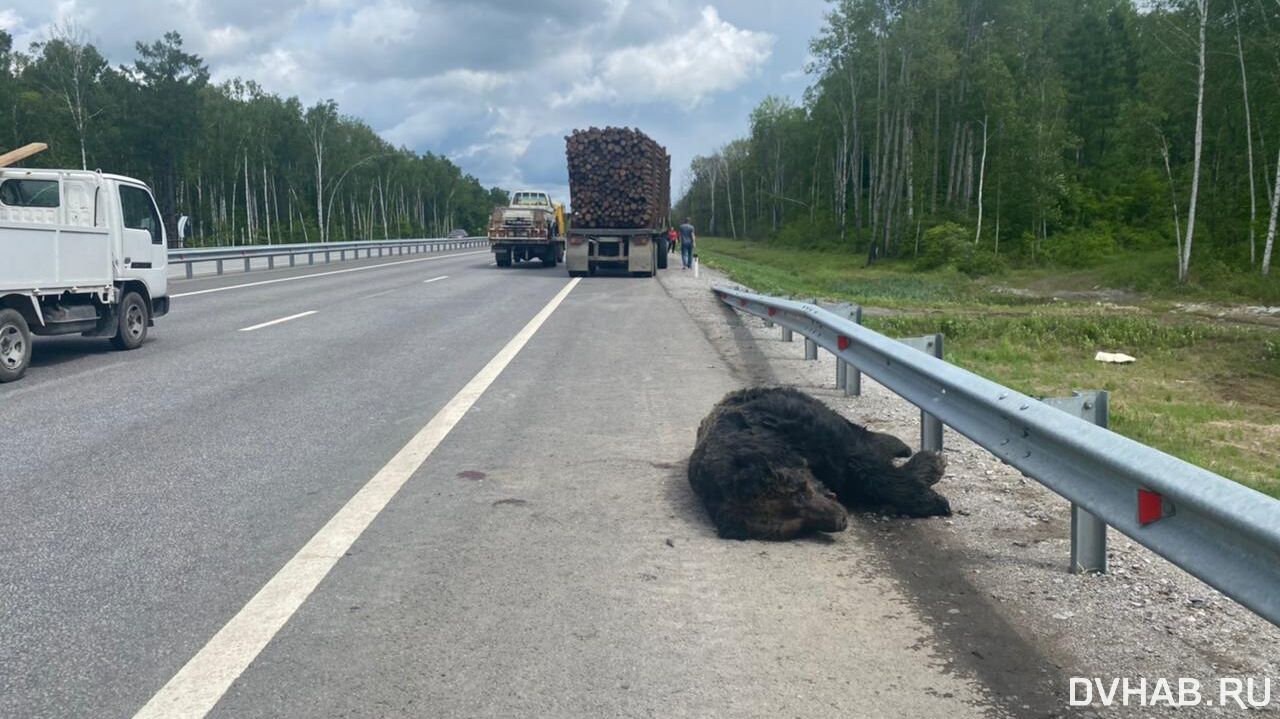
xmin=674 ymin=0 xmax=1280 ymax=280
xmin=0 ymin=29 xmax=505 ymax=246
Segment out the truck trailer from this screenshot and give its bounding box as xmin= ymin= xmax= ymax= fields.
xmin=563 ymin=127 xmax=671 ymax=278
xmin=0 ymin=166 xmax=172 ymax=382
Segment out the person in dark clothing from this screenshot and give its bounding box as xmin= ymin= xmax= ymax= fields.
xmin=679 ymin=218 xmax=696 ymax=269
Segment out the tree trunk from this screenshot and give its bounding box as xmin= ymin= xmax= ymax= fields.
xmin=1159 ymin=131 xmax=1185 ymax=264
xmin=1180 ymin=0 xmax=1209 ymax=283
xmin=975 ymin=115 xmax=989 ymax=245
xmin=1262 ymin=147 xmax=1280 ymax=275
xmin=1233 ymin=0 xmax=1258 ymax=266
xmin=930 ymin=87 xmax=941 ymax=215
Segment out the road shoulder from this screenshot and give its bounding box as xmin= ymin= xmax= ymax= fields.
xmin=660 ymin=263 xmax=1280 ymax=718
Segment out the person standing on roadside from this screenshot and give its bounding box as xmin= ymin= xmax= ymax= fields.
xmin=667 ymin=226 xmax=678 ymax=255
xmin=679 ymin=218 xmax=696 ymax=269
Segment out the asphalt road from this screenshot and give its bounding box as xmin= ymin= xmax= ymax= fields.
xmin=0 ymin=250 xmax=1008 ymax=718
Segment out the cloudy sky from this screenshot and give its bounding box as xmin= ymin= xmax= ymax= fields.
xmin=2 ymin=0 xmax=829 ymax=201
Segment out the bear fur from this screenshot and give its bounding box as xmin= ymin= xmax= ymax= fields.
xmin=687 ymin=387 xmax=950 ymax=541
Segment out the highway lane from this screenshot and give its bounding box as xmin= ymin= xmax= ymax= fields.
xmin=2 ymin=255 xmax=1007 ymax=718
xmin=0 ymin=250 xmax=562 ymax=718
xmin=7 ymin=248 xmax=490 ymax=392
xmin=204 ymin=273 xmax=998 ymax=718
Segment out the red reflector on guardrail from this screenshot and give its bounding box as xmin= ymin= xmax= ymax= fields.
xmin=838 ymin=336 xmax=850 ymax=350
xmin=739 ymin=299 xmax=748 ymax=307
xmin=767 ymin=308 xmax=777 ymax=317
xmin=1138 ymin=489 xmax=1166 ymax=526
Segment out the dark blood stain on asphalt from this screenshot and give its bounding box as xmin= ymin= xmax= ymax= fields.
xmin=457 ymin=470 xmax=486 ymax=480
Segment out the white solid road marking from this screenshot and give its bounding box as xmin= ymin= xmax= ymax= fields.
xmin=237 ymin=311 xmax=318 ymax=333
xmin=172 ymin=251 xmax=487 ymax=298
xmin=422 ymin=275 xmax=449 ymax=284
xmin=133 ymin=277 xmax=582 ymax=719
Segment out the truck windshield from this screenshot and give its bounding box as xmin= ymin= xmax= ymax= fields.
xmin=512 ymin=192 xmax=547 ymax=207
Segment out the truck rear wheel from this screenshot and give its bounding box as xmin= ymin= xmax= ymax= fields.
xmin=0 ymin=308 xmax=32 ymax=383
xmin=542 ymin=245 xmax=558 ymax=267
xmin=110 ymin=292 xmax=148 ymax=350
xmin=496 ymin=251 xmax=512 ymax=267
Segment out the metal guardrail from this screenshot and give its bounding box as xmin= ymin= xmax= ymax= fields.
xmin=168 ymin=237 xmax=487 ymax=279
xmin=715 ymin=285 xmax=1280 ymax=627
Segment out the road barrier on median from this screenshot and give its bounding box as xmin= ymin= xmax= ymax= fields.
xmin=168 ymin=237 xmax=487 ymax=279
xmin=714 ymin=284 xmax=1280 ymax=627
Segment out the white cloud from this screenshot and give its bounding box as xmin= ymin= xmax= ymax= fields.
xmin=330 ymin=0 xmax=418 ymax=48
xmin=0 ymin=9 xmax=21 ymax=32
xmin=554 ymin=6 xmax=774 ymax=107
xmin=3 ymin=0 xmax=824 ymax=199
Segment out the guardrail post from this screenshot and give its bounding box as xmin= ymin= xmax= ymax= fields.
xmin=289 ymin=255 xmax=296 ymax=268
xmin=1043 ymin=391 xmax=1110 ymax=574
xmin=216 ymin=259 xmax=224 ymax=275
xmin=848 ymin=306 xmax=863 ymax=396
xmin=898 ymin=334 xmax=945 ymax=452
xmin=267 ymin=255 xmax=275 ymax=270
xmin=325 ymin=250 xmax=331 ymax=263
xmin=804 ymin=337 xmax=818 ymax=360
xmin=781 ymin=327 xmax=793 ymax=342
xmin=185 ymin=262 xmax=193 ymax=280
xmin=820 ymin=303 xmax=863 ymax=395
xmin=244 ymin=257 xmax=251 ymax=273
xmin=308 ymin=252 xmax=314 ymax=265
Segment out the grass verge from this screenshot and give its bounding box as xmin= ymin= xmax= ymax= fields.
xmin=700 ymin=237 xmax=1280 ymax=497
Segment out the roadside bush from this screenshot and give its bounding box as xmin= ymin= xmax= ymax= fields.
xmin=955 ymin=249 xmax=1009 ymax=278
xmin=915 ymin=223 xmax=970 ymax=270
xmin=772 ymin=217 xmax=842 ymax=249
xmin=1041 ymin=226 xmax=1120 ymax=267
xmin=916 ymin=222 xmax=1006 ymax=277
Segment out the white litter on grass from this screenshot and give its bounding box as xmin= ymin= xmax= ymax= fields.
xmin=1095 ymin=351 xmax=1136 ymax=364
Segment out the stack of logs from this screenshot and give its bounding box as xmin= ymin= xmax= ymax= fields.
xmin=565 ymin=127 xmax=670 ymax=229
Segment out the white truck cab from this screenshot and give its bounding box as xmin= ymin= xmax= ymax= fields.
xmin=0 ymin=167 xmax=171 ymax=382
xmin=488 ymin=189 xmax=566 ymax=267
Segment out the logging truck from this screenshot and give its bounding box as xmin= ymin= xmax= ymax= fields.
xmin=563 ymin=127 xmax=670 ymax=278
xmin=487 ymin=190 xmax=566 ymax=267
xmin=0 ymin=143 xmax=173 ymax=382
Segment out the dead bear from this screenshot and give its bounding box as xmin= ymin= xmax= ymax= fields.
xmin=688 ymin=387 xmax=950 ymax=541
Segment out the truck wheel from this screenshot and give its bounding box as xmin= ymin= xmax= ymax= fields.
xmin=656 ymin=238 xmax=669 ymax=269
xmin=542 ymin=245 xmax=558 ymax=267
xmin=496 ymin=251 xmax=512 ymax=267
xmin=0 ymin=308 xmax=32 ymax=383
xmin=110 ymin=292 xmax=149 ymax=351
xmin=588 ymin=261 xmax=598 ymax=276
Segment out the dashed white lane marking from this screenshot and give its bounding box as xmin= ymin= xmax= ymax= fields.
xmin=172 ymin=251 xmax=487 ymax=298
xmin=237 ymin=311 xmax=317 ymax=332
xmin=362 ymin=288 xmax=398 ymax=300
xmin=132 ymin=277 xmax=582 ymax=719
xmin=422 ymin=275 xmax=449 ymax=284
